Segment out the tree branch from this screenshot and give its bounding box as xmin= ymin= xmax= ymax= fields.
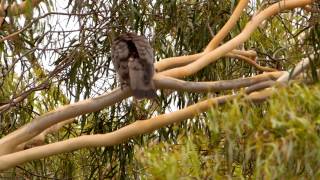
xmin=155 ymin=49 xmax=258 ymax=72
xmin=159 ymin=0 xmax=312 ymax=78
xmin=0 ymin=57 xmax=310 ymax=171
xmin=204 ymin=0 xmax=249 ymax=52
xmin=0 ymin=87 xmax=130 ymax=155
xmin=0 ymin=71 xmax=283 ymax=155
xmin=153 ymin=72 xmax=283 ymax=93
xmin=14 ymin=118 xmax=75 ymax=152
xmin=226 ymin=52 xmax=278 ymax=72
xmin=0 ymin=0 xmax=313 ymax=170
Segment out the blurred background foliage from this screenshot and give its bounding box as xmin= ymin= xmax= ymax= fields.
xmin=0 ymin=0 xmax=319 ymax=179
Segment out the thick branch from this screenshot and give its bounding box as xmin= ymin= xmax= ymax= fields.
xmin=0 ymin=0 xmax=313 ymax=170
xmin=155 ymin=49 xmax=257 ymax=72
xmin=159 ymin=0 xmax=312 ymax=78
xmin=0 ymin=0 xmax=312 ymax=156
xmin=244 ymin=80 xmax=276 ymax=94
xmin=0 ymin=94 xmax=233 ymax=170
xmin=155 ymin=53 xmax=204 ymax=72
xmin=14 ymin=118 xmax=75 ymax=152
xmin=0 ymin=71 xmax=283 ymax=155
xmin=153 ymin=72 xmax=283 ymax=93
xmin=0 ymin=87 xmax=130 ymax=155
xmin=154 ymin=0 xmax=250 ymax=72
xmin=204 ymin=0 xmax=249 ymax=52
xmin=0 ymin=72 xmax=297 ymax=171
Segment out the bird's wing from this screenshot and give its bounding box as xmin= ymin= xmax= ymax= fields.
xmin=111 ymin=38 xmax=130 ymax=86
xmin=131 ymin=35 xmax=155 ymax=83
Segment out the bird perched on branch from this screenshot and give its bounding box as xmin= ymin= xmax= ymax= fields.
xmin=111 ymin=33 xmax=156 ymax=99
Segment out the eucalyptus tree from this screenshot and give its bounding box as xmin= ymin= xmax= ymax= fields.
xmin=0 ymin=0 xmax=318 ymax=179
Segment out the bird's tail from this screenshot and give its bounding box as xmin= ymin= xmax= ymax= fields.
xmin=131 ymin=82 xmax=157 ymax=99
xmin=128 ymin=67 xmax=156 ymax=99
xmin=128 ymin=57 xmax=157 ymax=99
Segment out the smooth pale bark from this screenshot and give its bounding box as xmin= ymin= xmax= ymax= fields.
xmin=0 ymin=94 xmax=233 ymax=170
xmin=155 ymin=53 xmax=204 ymax=72
xmin=0 ymin=88 xmax=131 ymax=155
xmin=204 ymin=0 xmax=249 ymax=52
xmin=0 ymin=0 xmax=313 ymax=170
xmin=155 ymin=49 xmax=257 ymax=72
xmin=154 ymin=72 xmax=283 ymax=92
xmin=0 ymin=72 xmax=282 ymax=155
xmin=0 ymin=57 xmax=310 ymax=171
xmin=155 ymin=0 xmax=250 ymax=71
xmin=0 ymin=0 xmax=312 ymax=155
xmin=159 ymin=0 xmax=312 ymax=78
xmin=0 ymin=71 xmax=300 ymax=171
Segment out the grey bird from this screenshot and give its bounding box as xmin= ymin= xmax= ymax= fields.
xmin=111 ymin=33 xmax=156 ymax=99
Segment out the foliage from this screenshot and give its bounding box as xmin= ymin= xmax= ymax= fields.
xmin=133 ymin=83 xmax=320 ymax=179
xmin=0 ymin=0 xmax=319 ymax=179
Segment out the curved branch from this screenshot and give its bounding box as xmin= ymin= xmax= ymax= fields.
xmin=14 ymin=118 xmax=75 ymax=152
xmin=226 ymin=53 xmax=278 ymax=72
xmin=244 ymin=80 xmax=276 ymax=94
xmin=0 ymin=57 xmax=311 ymax=171
xmin=0 ymin=93 xmax=234 ymax=170
xmin=154 ymin=0 xmax=250 ymax=72
xmin=276 ymin=58 xmax=310 ymax=82
xmin=204 ymin=0 xmax=249 ymax=52
xmin=155 ymin=49 xmax=258 ymax=72
xmin=155 ymin=53 xmax=204 ymax=72
xmin=0 ymin=87 xmax=131 ymax=155
xmin=0 ymin=71 xmax=283 ymax=155
xmin=159 ymin=0 xmax=312 ymax=78
xmin=0 ymin=75 xmax=288 ymax=171
xmin=153 ymin=72 xmax=283 ymax=93
xmin=156 ymin=48 xmax=273 ymax=76
xmin=0 ymin=0 xmax=313 ymax=170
